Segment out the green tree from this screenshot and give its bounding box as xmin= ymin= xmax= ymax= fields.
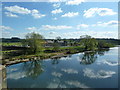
xmin=80 ymin=35 xmax=98 ymax=51
xmin=22 ymin=32 xmax=44 ymax=54
xmin=52 ymin=39 xmax=60 ymax=52
xmin=98 ymin=40 xmax=114 ymax=49
xmin=56 ymin=36 xmax=61 ymax=40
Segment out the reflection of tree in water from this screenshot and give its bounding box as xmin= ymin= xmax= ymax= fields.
xmin=97 ymin=48 xmax=109 ymax=56
xmin=51 ymin=55 xmax=72 ymax=65
xmin=79 ymin=49 xmax=110 ymax=65
xmin=80 ymin=52 xmax=98 ymax=65
xmin=22 ymin=60 xmax=44 ymax=79
xmin=51 ymin=57 xmax=61 ymax=65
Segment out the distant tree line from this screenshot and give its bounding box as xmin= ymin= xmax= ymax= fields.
xmin=2 ymin=32 xmax=119 ymax=55
xmin=1 ymin=37 xmax=120 ymax=45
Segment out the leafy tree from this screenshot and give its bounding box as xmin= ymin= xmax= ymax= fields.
xmin=98 ymin=40 xmax=114 ymax=49
xmin=22 ymin=32 xmax=44 ymax=54
xmin=80 ymin=35 xmax=98 ymax=51
xmin=56 ymin=36 xmax=61 ymax=40
xmin=52 ymin=39 xmax=60 ymax=52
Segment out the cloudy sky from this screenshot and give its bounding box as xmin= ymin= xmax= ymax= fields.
xmin=1 ymin=0 xmax=118 ymax=39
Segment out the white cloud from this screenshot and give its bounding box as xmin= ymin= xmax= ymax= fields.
xmin=1 ymin=31 xmax=11 ymax=38
xmin=49 ymin=0 xmax=61 ymax=2
xmin=84 ymin=8 xmax=117 ymax=18
xmin=4 ymin=5 xmax=45 ymax=19
xmin=61 ymin=12 xmax=79 ymax=17
xmin=66 ymin=0 xmax=85 ymax=5
xmin=31 ymin=12 xmax=45 ymax=19
xmin=65 ymin=80 xmax=89 ymax=88
xmin=53 ymin=17 xmax=58 ymax=20
xmin=92 ymin=20 xmax=118 ymax=27
xmin=0 ymin=25 xmax=13 ymax=31
xmin=49 ymin=31 xmax=56 ymax=34
xmin=61 ymin=68 xmax=78 ymax=74
xmin=77 ymin=24 xmax=89 ymax=29
xmin=53 ymin=3 xmax=61 ymax=8
xmin=26 ymin=27 xmax=37 ymax=31
xmin=51 ymin=8 xmax=63 ymax=14
xmin=5 ymin=12 xmax=18 ymax=17
xmin=63 ymin=31 xmax=118 ymax=39
xmin=51 ymin=72 xmax=63 ymax=77
xmin=31 ymin=9 xmax=39 ymax=14
xmin=41 ymin=25 xmax=72 ymax=30
xmin=4 ymin=5 xmax=31 ymax=14
xmin=83 ymin=68 xmax=116 ymax=79
xmin=31 ymin=9 xmax=46 ymax=19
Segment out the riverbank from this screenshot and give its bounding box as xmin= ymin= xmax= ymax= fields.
xmin=1 ymin=45 xmax=115 ymax=66
xmin=2 ymin=52 xmax=68 ymax=66
xmin=1 ymin=46 xmax=85 ymax=66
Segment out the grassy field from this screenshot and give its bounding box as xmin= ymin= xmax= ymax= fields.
xmin=1 ymin=42 xmax=22 ymax=46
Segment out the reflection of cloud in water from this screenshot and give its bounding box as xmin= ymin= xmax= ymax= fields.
xmin=7 ymin=67 xmax=27 ymax=80
xmin=44 ymin=56 xmax=71 ymax=61
xmin=110 ymin=47 xmax=118 ymax=50
xmin=83 ymin=68 xmax=116 ymax=79
xmin=51 ymin=72 xmax=63 ymax=78
xmin=47 ymin=82 xmax=67 ymax=88
xmin=7 ymin=71 xmax=26 ymax=80
xmin=60 ymin=57 xmax=71 ymax=60
xmin=7 ymin=68 xmax=18 ymax=73
xmin=47 ymin=78 xmax=67 ymax=88
xmin=61 ymin=68 xmax=78 ymax=74
xmin=47 ymin=82 xmax=59 ymax=88
xmin=59 ymin=84 xmax=67 ymax=88
xmin=97 ymin=60 xmax=118 ymax=66
xmin=76 ymin=56 xmax=81 ymax=61
xmin=65 ymin=80 xmax=89 ymax=88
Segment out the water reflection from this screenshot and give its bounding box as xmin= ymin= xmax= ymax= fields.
xmin=83 ymin=68 xmax=116 ymax=79
xmin=97 ymin=48 xmax=109 ymax=56
xmin=79 ymin=51 xmax=98 ymax=65
xmin=51 ymin=58 xmax=60 ymax=65
xmin=65 ymin=80 xmax=89 ymax=88
xmin=51 ymin=55 xmax=72 ymax=65
xmin=6 ymin=47 xmax=118 ymax=88
xmin=61 ymin=68 xmax=78 ymax=74
xmin=79 ymin=49 xmax=110 ymax=65
xmin=22 ymin=60 xmax=44 ymax=79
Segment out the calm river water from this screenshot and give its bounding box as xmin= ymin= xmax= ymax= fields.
xmin=6 ymin=47 xmax=119 ymax=88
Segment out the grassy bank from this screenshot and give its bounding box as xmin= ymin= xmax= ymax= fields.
xmin=1 ymin=41 xmax=115 ymax=66
xmin=2 ymin=52 xmax=68 ymax=66
xmin=2 ymin=46 xmax=85 ymax=66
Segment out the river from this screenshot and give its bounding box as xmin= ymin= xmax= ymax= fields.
xmin=5 ymin=47 xmax=119 ymax=88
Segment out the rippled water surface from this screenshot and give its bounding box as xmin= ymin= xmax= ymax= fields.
xmin=6 ymin=47 xmax=118 ymax=88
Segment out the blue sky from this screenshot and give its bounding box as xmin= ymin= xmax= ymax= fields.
xmin=1 ymin=1 xmax=118 ymax=39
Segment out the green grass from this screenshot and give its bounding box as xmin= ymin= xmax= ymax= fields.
xmin=60 ymin=46 xmax=84 ymax=50
xmin=2 ymin=42 xmax=22 ymax=46
xmin=2 ymin=50 xmax=18 ymax=53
